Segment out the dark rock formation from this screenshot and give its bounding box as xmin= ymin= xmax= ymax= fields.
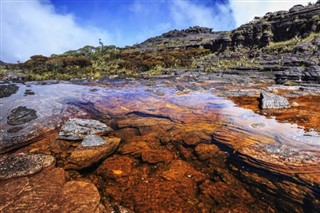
xmin=57 ymin=118 xmax=113 ymax=140
xmin=7 ymin=106 xmax=37 ymax=125
xmin=259 ymin=91 xmax=290 ymax=109
xmin=0 ymin=84 xmax=19 ymax=98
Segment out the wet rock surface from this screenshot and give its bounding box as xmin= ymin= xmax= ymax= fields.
xmin=0 ymin=84 xmax=19 ymax=98
xmin=7 ymin=106 xmax=37 ymax=125
xmin=0 ymin=153 xmax=55 ymax=180
xmin=260 ymin=91 xmax=290 ymax=109
xmin=57 ymin=118 xmax=113 ymax=140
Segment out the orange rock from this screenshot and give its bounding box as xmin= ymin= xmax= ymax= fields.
xmin=130 ymin=178 xmax=199 ymax=212
xmin=141 ymin=149 xmax=173 ymax=164
xmin=195 ymin=143 xmax=220 ymax=160
xmin=161 ymin=160 xmax=206 ymax=183
xmin=97 ymin=155 xmax=136 ymax=180
xmin=65 ymin=137 xmax=121 ymax=170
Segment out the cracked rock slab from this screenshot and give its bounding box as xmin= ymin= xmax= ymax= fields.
xmin=57 ymin=118 xmax=113 ymax=140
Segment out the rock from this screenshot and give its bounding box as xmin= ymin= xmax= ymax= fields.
xmin=131 ymin=178 xmax=199 ymax=212
xmin=161 ymin=160 xmax=206 ymax=183
xmin=141 ymin=149 xmax=173 ymax=164
xmin=97 ymin=155 xmax=136 ymax=180
xmin=0 ymin=167 xmax=102 ymax=212
xmin=65 ymin=136 xmax=121 ymax=170
xmin=7 ymin=106 xmax=38 ymax=125
xmin=195 ymin=143 xmax=220 ymax=160
xmin=259 ymin=92 xmax=290 ymax=109
xmin=0 ymin=84 xmax=19 ymax=98
xmin=57 ymin=118 xmax=113 ymax=140
xmin=45 ymin=181 xmax=101 ymax=212
xmin=81 ymin=135 xmax=106 ymax=147
xmin=0 ymin=153 xmax=55 ymax=180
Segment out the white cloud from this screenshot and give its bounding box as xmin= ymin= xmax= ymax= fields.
xmin=230 ymin=0 xmax=318 ymax=27
xmin=1 ymin=0 xmax=110 ymax=63
xmin=170 ymin=0 xmax=234 ymax=31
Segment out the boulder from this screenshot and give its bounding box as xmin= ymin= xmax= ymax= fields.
xmin=57 ymin=118 xmax=113 ymax=140
xmin=259 ymin=92 xmax=290 ymax=109
xmin=65 ymin=136 xmax=121 ymax=170
xmin=0 ymin=153 xmax=55 ymax=180
xmin=7 ymin=106 xmax=37 ymax=125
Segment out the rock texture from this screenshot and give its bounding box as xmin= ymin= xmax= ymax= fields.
xmin=57 ymin=118 xmax=113 ymax=140
xmin=65 ymin=136 xmax=121 ymax=170
xmin=259 ymin=91 xmax=290 ymax=109
xmin=0 ymin=153 xmax=55 ymax=180
xmin=7 ymin=106 xmax=38 ymax=125
xmin=0 ymin=84 xmax=19 ymax=98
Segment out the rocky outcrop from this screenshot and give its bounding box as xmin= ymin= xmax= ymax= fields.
xmin=57 ymin=118 xmax=113 ymax=140
xmin=259 ymin=91 xmax=290 ymax=109
xmin=7 ymin=106 xmax=38 ymax=125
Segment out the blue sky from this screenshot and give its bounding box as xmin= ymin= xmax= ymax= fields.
xmin=1 ymin=0 xmax=317 ymax=62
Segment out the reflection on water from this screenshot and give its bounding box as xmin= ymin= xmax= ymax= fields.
xmin=1 ymin=79 xmax=320 ymax=212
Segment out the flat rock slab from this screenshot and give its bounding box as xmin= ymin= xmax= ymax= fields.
xmin=7 ymin=106 xmax=38 ymax=125
xmin=65 ymin=136 xmax=121 ymax=170
xmin=0 ymin=167 xmax=102 ymax=212
xmin=57 ymin=118 xmax=113 ymax=140
xmin=0 ymin=153 xmax=55 ymax=180
xmin=259 ymin=92 xmax=290 ymax=109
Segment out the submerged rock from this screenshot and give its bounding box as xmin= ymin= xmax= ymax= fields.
xmin=0 ymin=84 xmax=19 ymax=98
xmin=0 ymin=153 xmax=55 ymax=180
xmin=259 ymin=92 xmax=290 ymax=109
xmin=7 ymin=106 xmax=38 ymax=125
xmin=57 ymin=118 xmax=113 ymax=140
xmin=65 ymin=136 xmax=121 ymax=170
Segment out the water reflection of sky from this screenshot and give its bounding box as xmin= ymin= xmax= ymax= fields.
xmin=1 ymin=81 xmax=319 ymax=150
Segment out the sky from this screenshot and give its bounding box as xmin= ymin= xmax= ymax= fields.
xmin=1 ymin=0 xmax=317 ymax=63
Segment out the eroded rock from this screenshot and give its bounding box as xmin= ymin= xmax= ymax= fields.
xmin=65 ymin=136 xmax=121 ymax=170
xmin=260 ymin=92 xmax=290 ymax=109
xmin=57 ymin=118 xmax=113 ymax=140
xmin=0 ymin=84 xmax=19 ymax=98
xmin=0 ymin=153 xmax=55 ymax=180
xmin=7 ymin=106 xmax=37 ymax=125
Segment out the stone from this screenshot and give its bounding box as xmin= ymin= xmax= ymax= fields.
xmin=195 ymin=143 xmax=220 ymax=160
xmin=81 ymin=135 xmax=106 ymax=147
xmin=259 ymin=92 xmax=290 ymax=109
xmin=0 ymin=167 xmax=102 ymax=212
xmin=45 ymin=181 xmax=101 ymax=212
xmin=0 ymin=84 xmax=19 ymax=98
xmin=57 ymin=118 xmax=113 ymax=140
xmin=161 ymin=160 xmax=206 ymax=183
xmin=7 ymin=106 xmax=38 ymax=125
xmin=65 ymin=137 xmax=121 ymax=170
xmin=141 ymin=149 xmax=173 ymax=164
xmin=0 ymin=153 xmax=55 ymax=180
xmin=97 ymin=155 xmax=135 ymax=180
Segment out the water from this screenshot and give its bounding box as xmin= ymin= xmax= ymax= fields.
xmin=1 ymin=79 xmax=320 ymax=211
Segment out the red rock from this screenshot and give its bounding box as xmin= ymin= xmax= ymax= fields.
xmin=141 ymin=149 xmax=173 ymax=164
xmin=97 ymin=155 xmax=136 ymax=180
xmin=195 ymin=143 xmax=220 ymax=160
xmin=65 ymin=137 xmax=121 ymax=170
xmin=161 ymin=160 xmax=207 ymax=183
